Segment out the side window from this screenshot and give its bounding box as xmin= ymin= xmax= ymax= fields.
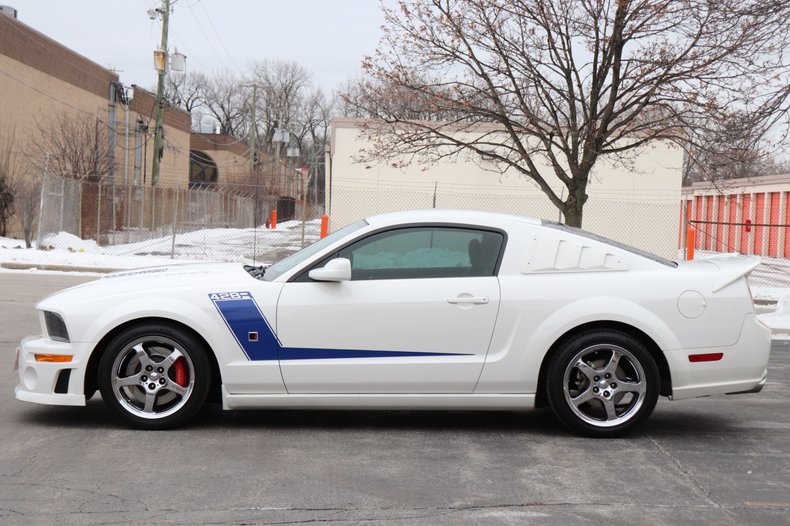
xmin=337 ymin=227 xmax=504 ymax=280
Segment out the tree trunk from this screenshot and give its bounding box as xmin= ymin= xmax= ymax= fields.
xmin=563 ymin=203 xmax=583 ymax=228
xmin=562 ymin=180 xmax=588 ymax=228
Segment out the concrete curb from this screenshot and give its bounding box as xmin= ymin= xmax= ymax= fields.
xmin=0 ymin=262 xmax=117 ymax=274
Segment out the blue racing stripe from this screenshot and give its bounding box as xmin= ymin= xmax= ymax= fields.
xmin=210 ymin=291 xmax=470 ymax=361
xmin=279 ymin=348 xmax=464 ymax=360
xmin=211 ymin=293 xmax=279 ymax=361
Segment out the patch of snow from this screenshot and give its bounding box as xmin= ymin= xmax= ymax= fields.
xmin=1 ymin=219 xmax=321 ymax=271
xmin=40 ymin=232 xmax=100 ymax=252
xmin=0 ymin=236 xmax=28 ymax=249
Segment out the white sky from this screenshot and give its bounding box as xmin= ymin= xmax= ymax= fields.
xmin=7 ymin=0 xmax=387 ymax=93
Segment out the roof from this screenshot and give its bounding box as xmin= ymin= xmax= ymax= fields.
xmin=0 ymin=12 xmax=118 ymax=99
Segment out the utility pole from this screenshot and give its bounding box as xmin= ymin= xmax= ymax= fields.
xmin=248 ymin=85 xmax=258 ymax=227
xmin=150 ymin=0 xmax=170 ymax=186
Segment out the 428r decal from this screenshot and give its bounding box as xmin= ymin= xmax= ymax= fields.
xmin=208 ymin=291 xmax=251 ymax=301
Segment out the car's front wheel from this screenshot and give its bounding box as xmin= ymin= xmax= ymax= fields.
xmin=98 ymin=323 xmax=210 ymax=429
xmin=546 ymin=330 xmax=659 ymax=438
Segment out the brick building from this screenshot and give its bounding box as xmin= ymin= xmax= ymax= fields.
xmin=0 ymin=8 xmax=195 ymax=238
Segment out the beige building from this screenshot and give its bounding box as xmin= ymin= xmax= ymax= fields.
xmin=0 ymin=10 xmax=191 ymax=186
xmin=0 ymin=9 xmax=194 ymax=238
xmin=327 ymin=118 xmax=683 ymax=258
xmin=189 ymin=133 xmax=251 ymax=189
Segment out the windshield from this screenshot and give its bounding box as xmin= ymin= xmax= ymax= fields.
xmin=263 ymin=220 xmax=368 ymax=281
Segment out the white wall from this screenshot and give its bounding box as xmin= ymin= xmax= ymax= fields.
xmin=327 ymin=118 xmax=683 ymax=259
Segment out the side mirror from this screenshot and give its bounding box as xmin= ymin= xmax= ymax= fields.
xmin=308 ymin=258 xmax=351 ymax=282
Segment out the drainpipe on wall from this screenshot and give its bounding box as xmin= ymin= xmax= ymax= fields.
xmin=108 ymin=82 xmax=121 ymax=232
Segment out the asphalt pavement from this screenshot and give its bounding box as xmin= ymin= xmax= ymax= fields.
xmin=1 ymin=273 xmax=789 ymax=525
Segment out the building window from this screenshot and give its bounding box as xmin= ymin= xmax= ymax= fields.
xmin=189 ymin=150 xmax=218 ymax=189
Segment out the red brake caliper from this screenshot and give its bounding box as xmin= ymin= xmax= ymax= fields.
xmin=174 ymin=357 xmax=188 ymax=387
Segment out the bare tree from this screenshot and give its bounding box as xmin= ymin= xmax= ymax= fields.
xmin=163 ymin=61 xmax=332 ymax=200
xmin=0 ymin=125 xmax=20 ymax=236
xmin=165 ymin=71 xmax=208 ymax=130
xmin=249 ymin=60 xmax=312 ymax=152
xmin=682 ymin=111 xmax=775 ymax=184
xmin=198 ymin=71 xmax=249 ymax=137
xmin=30 ymin=111 xmax=115 ymax=182
xmin=0 ymin=124 xmax=41 ymax=246
xmin=12 ymin=173 xmax=41 ymax=248
xmin=347 ymin=0 xmax=790 ymax=227
xmin=0 ymin=177 xmax=12 ymax=236
xmin=297 ymin=89 xmax=334 ymax=201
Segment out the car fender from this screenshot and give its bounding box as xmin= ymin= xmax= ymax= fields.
xmin=77 ymin=295 xmax=244 ymax=366
xmin=529 ymin=296 xmax=682 ymax=353
xmin=477 ymin=295 xmax=682 ymax=393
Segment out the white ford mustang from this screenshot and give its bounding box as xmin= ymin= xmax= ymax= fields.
xmin=15 ymin=210 xmax=770 ymax=437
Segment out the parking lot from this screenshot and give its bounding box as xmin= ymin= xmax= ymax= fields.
xmin=1 ymin=272 xmax=789 ymax=525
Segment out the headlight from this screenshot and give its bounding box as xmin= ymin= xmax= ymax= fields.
xmin=44 ymin=311 xmax=70 ymax=342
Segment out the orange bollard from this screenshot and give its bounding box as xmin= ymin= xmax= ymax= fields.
xmin=686 ymin=226 xmax=695 ymax=260
xmin=320 ymin=215 xmax=329 ymax=238
xmin=271 ymin=209 xmax=277 ymax=229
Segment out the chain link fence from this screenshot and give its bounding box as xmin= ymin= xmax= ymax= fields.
xmin=37 ymin=173 xmax=683 ymax=265
xmin=28 ymin=173 xmax=789 ymax=300
xmin=328 ymin=186 xmax=680 ymax=259
xmin=37 ymin=173 xmax=322 ymax=263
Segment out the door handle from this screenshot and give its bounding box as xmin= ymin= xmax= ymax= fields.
xmin=447 ymin=296 xmax=489 ymax=305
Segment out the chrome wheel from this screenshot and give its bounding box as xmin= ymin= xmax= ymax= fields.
xmin=562 ymin=344 xmax=646 ymax=428
xmin=98 ymin=323 xmax=210 ymax=429
xmin=110 ymin=336 xmax=195 ymax=419
xmin=546 ymin=330 xmax=659 ymax=437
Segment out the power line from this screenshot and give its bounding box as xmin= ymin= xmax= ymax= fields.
xmin=196 ymin=0 xmax=245 ymax=74
xmin=184 ymin=0 xmax=243 ymax=76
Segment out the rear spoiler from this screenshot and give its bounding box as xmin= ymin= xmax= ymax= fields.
xmin=708 ymin=255 xmax=762 ymax=293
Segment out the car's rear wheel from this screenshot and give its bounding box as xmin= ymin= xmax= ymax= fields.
xmin=98 ymin=323 xmax=210 ymax=429
xmin=546 ymin=330 xmax=659 ymax=438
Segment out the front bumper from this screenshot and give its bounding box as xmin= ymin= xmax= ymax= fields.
xmin=14 ymin=336 xmax=86 ymax=407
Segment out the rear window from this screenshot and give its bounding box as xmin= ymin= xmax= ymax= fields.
xmin=541 ymin=220 xmax=677 ymax=268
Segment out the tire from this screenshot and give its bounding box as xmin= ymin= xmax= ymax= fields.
xmin=98 ymin=323 xmax=211 ymax=429
xmin=546 ymin=330 xmax=659 ymax=438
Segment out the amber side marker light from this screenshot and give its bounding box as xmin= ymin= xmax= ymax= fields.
xmin=688 ymin=353 xmax=724 ymax=363
xmin=34 ymin=354 xmax=73 ymax=363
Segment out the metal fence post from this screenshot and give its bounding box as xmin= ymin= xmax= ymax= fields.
xmin=150 ymin=187 xmax=156 ymax=240
xmin=171 ymin=188 xmax=178 ymax=259
xmin=682 ymin=196 xmax=688 ymax=260
xmin=77 ymin=181 xmax=82 ymax=239
xmin=125 ymin=184 xmax=131 ymax=244
xmin=301 ymin=171 xmax=307 ymax=248
xmin=96 ymin=182 xmax=102 ymax=244
xmin=59 ymin=176 xmax=65 ymax=233
xmin=138 ymin=185 xmax=144 ymax=243
xmin=36 ymin=168 xmax=48 ymax=247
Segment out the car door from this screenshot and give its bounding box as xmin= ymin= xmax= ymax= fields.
xmin=275 ymin=225 xmax=505 ymax=393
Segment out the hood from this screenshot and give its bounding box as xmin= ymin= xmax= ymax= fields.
xmin=38 ymin=262 xmax=252 ymax=310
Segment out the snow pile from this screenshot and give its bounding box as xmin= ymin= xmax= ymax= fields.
xmin=0 ymin=219 xmax=321 ymax=272
xmin=41 ymin=232 xmax=100 ymax=252
xmin=756 ymin=298 xmax=790 ymax=340
xmin=0 ymin=236 xmax=26 ymax=249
